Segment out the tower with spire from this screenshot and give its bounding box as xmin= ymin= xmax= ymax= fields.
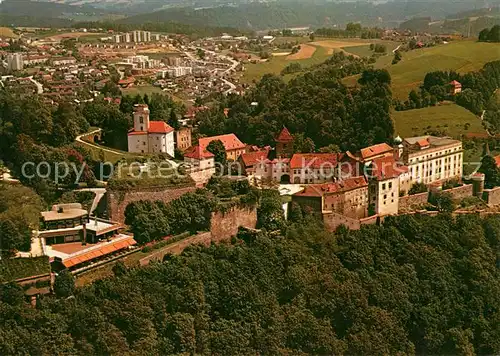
xmin=275 ymin=127 xmax=294 ymax=158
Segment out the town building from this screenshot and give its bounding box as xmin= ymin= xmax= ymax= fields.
xmin=239 ymin=149 xmax=271 ymax=178
xmin=450 ymin=80 xmax=462 ymax=95
xmin=127 ymin=104 xmax=175 ymax=156
xmin=183 ymin=145 xmax=216 ymax=185
xmin=289 ymin=153 xmax=340 ymax=184
xmin=36 ymin=203 xmax=137 ymax=271
xmin=7 ymin=53 xmax=24 ymax=71
xmin=292 ymin=176 xmax=369 ymax=218
xmin=198 ymin=133 xmax=246 ymax=161
xmin=366 ymin=156 xmax=408 ymax=216
xmin=23 ymin=55 xmax=49 ymax=66
xmin=175 ymin=126 xmax=192 ymax=151
xmin=401 ymin=136 xmax=463 ymax=187
xmin=52 ymin=57 xmax=77 ymax=66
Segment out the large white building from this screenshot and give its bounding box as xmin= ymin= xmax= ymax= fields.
xmin=7 ymin=53 xmax=23 ymax=71
xmin=127 ymin=104 xmax=175 ymax=156
xmin=400 ymin=136 xmax=463 ymax=187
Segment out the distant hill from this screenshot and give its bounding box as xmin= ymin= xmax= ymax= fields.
xmin=118 ymin=1 xmax=489 ymax=31
xmin=0 ymin=0 xmax=114 ymax=18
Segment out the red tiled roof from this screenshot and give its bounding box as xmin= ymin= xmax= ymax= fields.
xmin=149 ymin=121 xmax=174 ymax=134
xmin=128 ymin=130 xmax=147 ymax=136
xmin=417 ymin=138 xmax=430 ymax=147
xmin=494 ymin=155 xmax=500 ymax=168
xmin=240 ymin=150 xmax=269 ymax=167
xmin=360 ymin=143 xmax=393 ymax=160
xmin=450 ymin=80 xmax=462 ymax=87
xmin=368 ymin=156 xmax=408 ymax=180
xmin=119 ymin=77 xmax=135 ymax=84
xmin=198 ymin=134 xmax=245 ymax=152
xmin=276 ymin=127 xmax=293 ymax=143
xmin=62 ymin=236 xmax=136 ymax=268
xmin=294 ymin=176 xmax=368 ymax=197
xmin=290 ymin=153 xmax=339 ymax=169
xmin=184 ymin=145 xmax=214 ymax=160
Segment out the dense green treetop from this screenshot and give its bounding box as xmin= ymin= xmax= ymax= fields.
xmin=0 ymin=213 xmax=498 ymax=354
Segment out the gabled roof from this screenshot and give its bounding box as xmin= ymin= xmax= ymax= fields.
xmin=240 ymin=150 xmax=270 ymax=167
xmin=294 ymin=176 xmax=368 ymax=197
xmin=290 ymin=153 xmax=340 ymax=169
xmin=360 ymin=143 xmax=393 ymax=160
xmin=417 ymin=138 xmax=430 ymax=148
xmin=149 ymin=121 xmax=174 ymax=134
xmin=276 ymin=127 xmax=294 ymax=143
xmin=184 ymin=145 xmax=214 ymax=160
xmin=450 ymin=80 xmax=462 ymax=87
xmin=367 ymin=156 xmax=408 ymax=180
xmin=198 ymin=134 xmax=245 ymax=152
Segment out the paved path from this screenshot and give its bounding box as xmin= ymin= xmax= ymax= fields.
xmin=76 ymin=188 xmax=107 ymax=213
xmin=75 ymin=128 xmax=127 ymax=156
xmin=392 ymin=44 xmax=402 ymax=53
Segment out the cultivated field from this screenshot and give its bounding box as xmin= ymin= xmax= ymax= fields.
xmin=311 ymin=39 xmax=370 ymax=55
xmin=286 ymin=43 xmax=317 ymax=60
xmin=241 ymin=37 xmax=400 ymax=83
xmin=384 ymin=40 xmax=500 ymax=100
xmin=241 ymin=44 xmax=331 ymax=83
xmin=0 ymin=27 xmax=18 ymax=39
xmin=392 ymin=103 xmax=486 ymax=138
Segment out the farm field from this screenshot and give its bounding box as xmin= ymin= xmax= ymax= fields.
xmin=0 ymin=27 xmax=18 ymax=38
xmin=241 ymin=37 xmax=400 ymax=83
xmin=392 ymin=103 xmax=486 ymax=139
xmin=384 ymin=41 xmax=500 ymax=100
xmin=286 ymin=43 xmax=317 ymax=60
xmin=241 ymin=44 xmax=331 ymax=83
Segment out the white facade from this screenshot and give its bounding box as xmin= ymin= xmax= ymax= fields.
xmin=370 ymin=176 xmax=399 ymax=216
xmin=7 ymin=53 xmax=23 ymax=71
xmin=403 ymin=136 xmax=463 ymax=186
xmin=127 ymin=104 xmax=175 ymax=157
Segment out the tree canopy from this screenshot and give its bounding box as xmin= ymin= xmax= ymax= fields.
xmin=0 ymin=213 xmax=498 ymax=354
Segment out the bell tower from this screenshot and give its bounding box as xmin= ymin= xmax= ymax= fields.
xmin=133 ymin=104 xmax=150 ymax=132
xmin=276 ymin=127 xmax=294 ymax=158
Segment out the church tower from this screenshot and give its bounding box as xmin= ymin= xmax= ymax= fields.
xmin=275 ymin=127 xmax=294 ymax=158
xmin=133 ymin=104 xmax=150 ymax=132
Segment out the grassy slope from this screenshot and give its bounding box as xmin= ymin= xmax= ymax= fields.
xmin=242 ymin=38 xmax=400 ymax=84
xmin=385 ymin=41 xmax=500 ymax=100
xmin=0 ymin=27 xmax=17 ymax=38
xmin=242 ymin=44 xmax=331 ymax=84
xmin=392 ymin=103 xmax=485 ymax=138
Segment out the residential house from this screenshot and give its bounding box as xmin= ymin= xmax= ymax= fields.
xmin=450 ymin=80 xmax=462 ymax=95
xmin=198 ymin=133 xmax=246 ymax=161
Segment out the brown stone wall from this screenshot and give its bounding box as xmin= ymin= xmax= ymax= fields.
xmin=323 ymin=212 xmax=362 ymax=231
xmin=139 ymin=232 xmax=212 ymax=266
xmin=107 ymin=186 xmax=196 ymax=223
xmin=398 ymin=192 xmax=429 ymax=213
xmin=483 ymin=186 xmax=500 ymax=206
xmin=444 ymin=184 xmax=473 ymax=201
xmin=210 ymin=206 xmax=257 ymax=242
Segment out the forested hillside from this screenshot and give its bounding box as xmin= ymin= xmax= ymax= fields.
xmin=0 ymin=213 xmax=498 ymax=354
xmin=197 ymin=53 xmax=393 ymax=152
xmin=119 ymin=0 xmax=488 ymax=30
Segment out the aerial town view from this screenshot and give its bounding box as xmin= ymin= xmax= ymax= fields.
xmin=0 ymin=0 xmax=499 ymax=354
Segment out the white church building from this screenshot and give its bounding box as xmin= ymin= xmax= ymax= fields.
xmin=127 ymin=104 xmax=175 ymax=156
